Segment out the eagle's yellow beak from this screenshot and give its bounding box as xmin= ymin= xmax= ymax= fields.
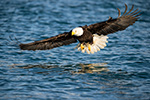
xmin=72 ymin=31 xmax=75 ymax=36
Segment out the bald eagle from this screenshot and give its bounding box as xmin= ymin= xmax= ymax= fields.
xmin=19 ymin=4 xmax=140 ymax=54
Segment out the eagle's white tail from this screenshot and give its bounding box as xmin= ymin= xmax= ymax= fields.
xmin=76 ymin=34 xmax=108 ymax=54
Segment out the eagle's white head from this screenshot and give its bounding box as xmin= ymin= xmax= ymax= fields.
xmin=71 ymin=27 xmax=84 ymax=36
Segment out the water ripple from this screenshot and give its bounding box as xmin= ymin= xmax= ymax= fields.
xmin=0 ymin=0 xmax=150 ymax=100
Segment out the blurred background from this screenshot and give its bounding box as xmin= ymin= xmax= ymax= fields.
xmin=0 ymin=0 xmax=150 ymax=99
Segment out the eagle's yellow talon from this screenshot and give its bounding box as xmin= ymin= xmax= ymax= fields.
xmin=88 ymin=45 xmax=91 ymax=51
xmin=80 ymin=44 xmax=84 ymax=50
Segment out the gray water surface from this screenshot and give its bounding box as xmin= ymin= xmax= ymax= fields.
xmin=0 ymin=0 xmax=150 ymax=100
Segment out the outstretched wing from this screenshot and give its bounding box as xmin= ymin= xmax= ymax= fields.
xmin=87 ymin=4 xmax=141 ymax=35
xmin=19 ymin=32 xmax=77 ymax=51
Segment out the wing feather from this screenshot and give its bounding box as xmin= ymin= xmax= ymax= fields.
xmin=117 ymin=8 xmax=121 ymax=17
xmin=122 ymin=4 xmax=128 ymax=16
xmin=87 ymin=4 xmax=140 ymax=35
xmin=19 ymin=32 xmax=77 ymax=51
xmin=125 ymin=5 xmax=134 ymax=15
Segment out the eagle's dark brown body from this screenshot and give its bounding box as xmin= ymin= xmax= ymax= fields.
xmin=19 ymin=4 xmax=140 ymax=51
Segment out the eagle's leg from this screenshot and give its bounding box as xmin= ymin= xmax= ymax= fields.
xmin=88 ymin=44 xmax=91 ymax=51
